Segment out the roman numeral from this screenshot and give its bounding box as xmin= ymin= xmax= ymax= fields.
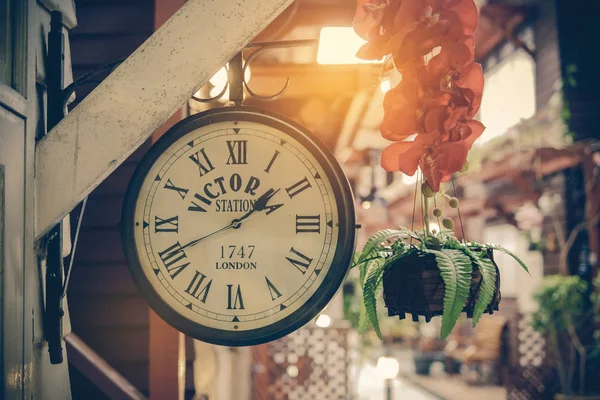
xmin=286 ymin=247 xmax=313 ymax=274
xmin=189 ymin=148 xmax=215 ymax=176
xmin=164 ymin=179 xmax=188 ymax=199
xmin=296 ymin=215 xmax=321 ymax=234
xmin=264 ymin=150 xmax=280 ymax=173
xmin=264 ymin=203 xmax=284 ymax=216
xmin=167 ymin=262 xmax=190 ymax=279
xmin=154 ymin=215 xmax=179 ymax=233
xmin=265 ymin=277 xmax=282 ymax=301
xmin=286 ymin=177 xmax=312 ymax=199
xmin=227 ymin=284 xmax=245 ymax=310
xmin=226 ymin=140 xmax=248 ymax=165
xmin=158 ymin=242 xmax=187 ymax=267
xmin=158 ymin=243 xmax=190 ymax=279
xmin=188 ymin=193 xmax=211 ymax=212
xmin=185 ymin=271 xmax=212 ymax=303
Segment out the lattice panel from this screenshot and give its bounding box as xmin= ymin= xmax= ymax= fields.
xmin=517 ymin=315 xmax=545 ymax=367
xmin=252 ymin=327 xmax=349 ymax=400
xmin=506 ymin=314 xmax=559 ymax=400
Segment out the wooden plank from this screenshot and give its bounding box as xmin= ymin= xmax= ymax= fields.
xmin=254 ymin=0 xmax=355 ymax=41
xmin=149 ymin=311 xmax=183 ymax=400
xmin=71 ymin=5 xmax=154 ymax=36
xmin=72 ymin=328 xmax=149 ymax=363
xmin=75 ymin=0 xmax=153 ymax=5
xmin=35 ymin=0 xmax=294 ymax=237
xmin=93 ymin=163 xmax=137 ymax=196
xmin=74 ymin=229 xmax=125 ymax=264
xmin=70 ymin=35 xmax=150 ymax=67
xmin=66 ymin=333 xmax=146 ymax=400
xmin=68 ymin=264 xmax=138 ymax=295
xmin=82 ymin=196 xmax=124 ymax=228
xmin=68 ymin=296 xmax=149 ymax=329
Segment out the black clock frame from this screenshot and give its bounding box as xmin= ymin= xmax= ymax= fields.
xmin=122 ymin=106 xmax=356 ymax=346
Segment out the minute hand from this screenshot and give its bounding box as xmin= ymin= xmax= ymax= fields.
xmin=179 ymin=188 xmax=280 ymax=250
xmin=179 ymin=224 xmax=234 ymax=250
xmin=228 ymin=188 xmax=280 ymax=226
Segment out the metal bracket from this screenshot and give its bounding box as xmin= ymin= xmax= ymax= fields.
xmin=192 ymin=39 xmax=318 ymax=105
xmin=44 ymin=11 xmax=89 ymax=365
xmin=44 ymin=10 xmax=66 ymax=365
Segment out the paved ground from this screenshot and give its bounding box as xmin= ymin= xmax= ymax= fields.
xmin=405 ymin=374 xmax=506 ymax=400
xmin=353 ymin=349 xmax=506 ymax=400
xmin=356 ymin=363 xmax=438 ymax=400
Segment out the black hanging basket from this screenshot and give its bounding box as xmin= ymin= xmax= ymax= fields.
xmin=382 ymin=249 xmax=501 ymax=323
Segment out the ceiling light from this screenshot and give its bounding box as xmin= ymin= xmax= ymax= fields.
xmin=317 ymin=27 xmax=382 ymax=65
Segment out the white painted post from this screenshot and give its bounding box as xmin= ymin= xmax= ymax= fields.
xmin=35 ymin=0 xmax=293 ymax=238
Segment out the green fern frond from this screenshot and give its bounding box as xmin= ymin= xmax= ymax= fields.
xmin=361 ymin=261 xmax=389 ymax=339
xmin=485 ymin=244 xmax=530 ymax=274
xmin=354 ymin=229 xmax=405 ymax=290
xmin=354 ymin=229 xmax=401 ymax=265
xmin=425 ymin=249 xmax=473 ymax=339
xmin=471 ymin=253 xmax=497 ymax=326
xmin=357 ymin=293 xmax=369 ymax=332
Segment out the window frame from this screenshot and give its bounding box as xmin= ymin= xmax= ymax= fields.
xmin=0 ymin=0 xmax=27 ymax=96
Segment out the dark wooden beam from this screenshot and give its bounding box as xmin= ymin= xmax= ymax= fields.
xmin=255 ymin=0 xmax=355 ymax=41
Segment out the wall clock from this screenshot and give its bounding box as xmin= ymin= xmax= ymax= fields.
xmin=122 ymin=106 xmax=356 ymax=346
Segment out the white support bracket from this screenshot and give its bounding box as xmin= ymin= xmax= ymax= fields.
xmin=35 ymin=0 xmax=293 ymax=238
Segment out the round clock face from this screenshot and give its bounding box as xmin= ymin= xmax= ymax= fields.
xmin=123 ymin=107 xmax=355 ymax=346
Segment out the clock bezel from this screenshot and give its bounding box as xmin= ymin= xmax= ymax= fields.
xmin=122 ymin=106 xmax=356 ymax=346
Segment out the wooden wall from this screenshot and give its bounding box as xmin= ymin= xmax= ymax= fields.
xmin=556 ymin=0 xmax=600 ymax=142
xmin=67 ymin=0 xmax=154 ymax=396
xmin=533 ymin=0 xmax=561 ymax=111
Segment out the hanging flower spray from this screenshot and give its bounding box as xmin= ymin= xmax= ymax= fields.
xmin=354 ymin=0 xmax=485 ymax=192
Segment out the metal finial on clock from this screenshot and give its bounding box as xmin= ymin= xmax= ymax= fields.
xmin=191 ymin=39 xmax=318 ymax=105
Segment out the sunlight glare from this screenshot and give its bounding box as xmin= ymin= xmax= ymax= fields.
xmin=317 ymin=27 xmax=382 ymax=65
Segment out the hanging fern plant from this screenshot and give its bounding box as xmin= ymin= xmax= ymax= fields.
xmin=353 ymin=215 xmax=529 ymax=340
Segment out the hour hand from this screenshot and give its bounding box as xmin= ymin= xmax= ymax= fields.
xmin=254 ymin=188 xmax=280 ymax=211
xmin=233 ymin=188 xmax=279 ymax=225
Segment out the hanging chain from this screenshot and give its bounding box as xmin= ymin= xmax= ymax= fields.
xmin=451 ymin=177 xmax=467 ymax=243
xmin=410 ymin=171 xmax=419 ymax=247
xmin=433 ymin=195 xmax=442 ymax=235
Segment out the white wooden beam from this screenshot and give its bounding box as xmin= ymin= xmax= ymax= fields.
xmin=35 ymin=0 xmax=293 ymax=238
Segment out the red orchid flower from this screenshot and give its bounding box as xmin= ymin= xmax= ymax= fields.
xmin=455 ymin=62 xmax=483 ymax=115
xmin=356 ymin=0 xmax=421 ymax=60
xmin=381 ymin=131 xmax=441 ymax=175
xmin=420 ymin=140 xmax=469 ymax=191
xmin=354 ymin=0 xmax=389 ymax=41
xmin=380 ymin=59 xmax=425 ymax=140
xmin=425 ymin=0 xmax=479 ymax=37
xmin=355 ymin=0 xmax=484 ymax=192
xmin=393 ymin=0 xmax=479 ymax=66
xmin=426 ymin=37 xmax=475 ymax=92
